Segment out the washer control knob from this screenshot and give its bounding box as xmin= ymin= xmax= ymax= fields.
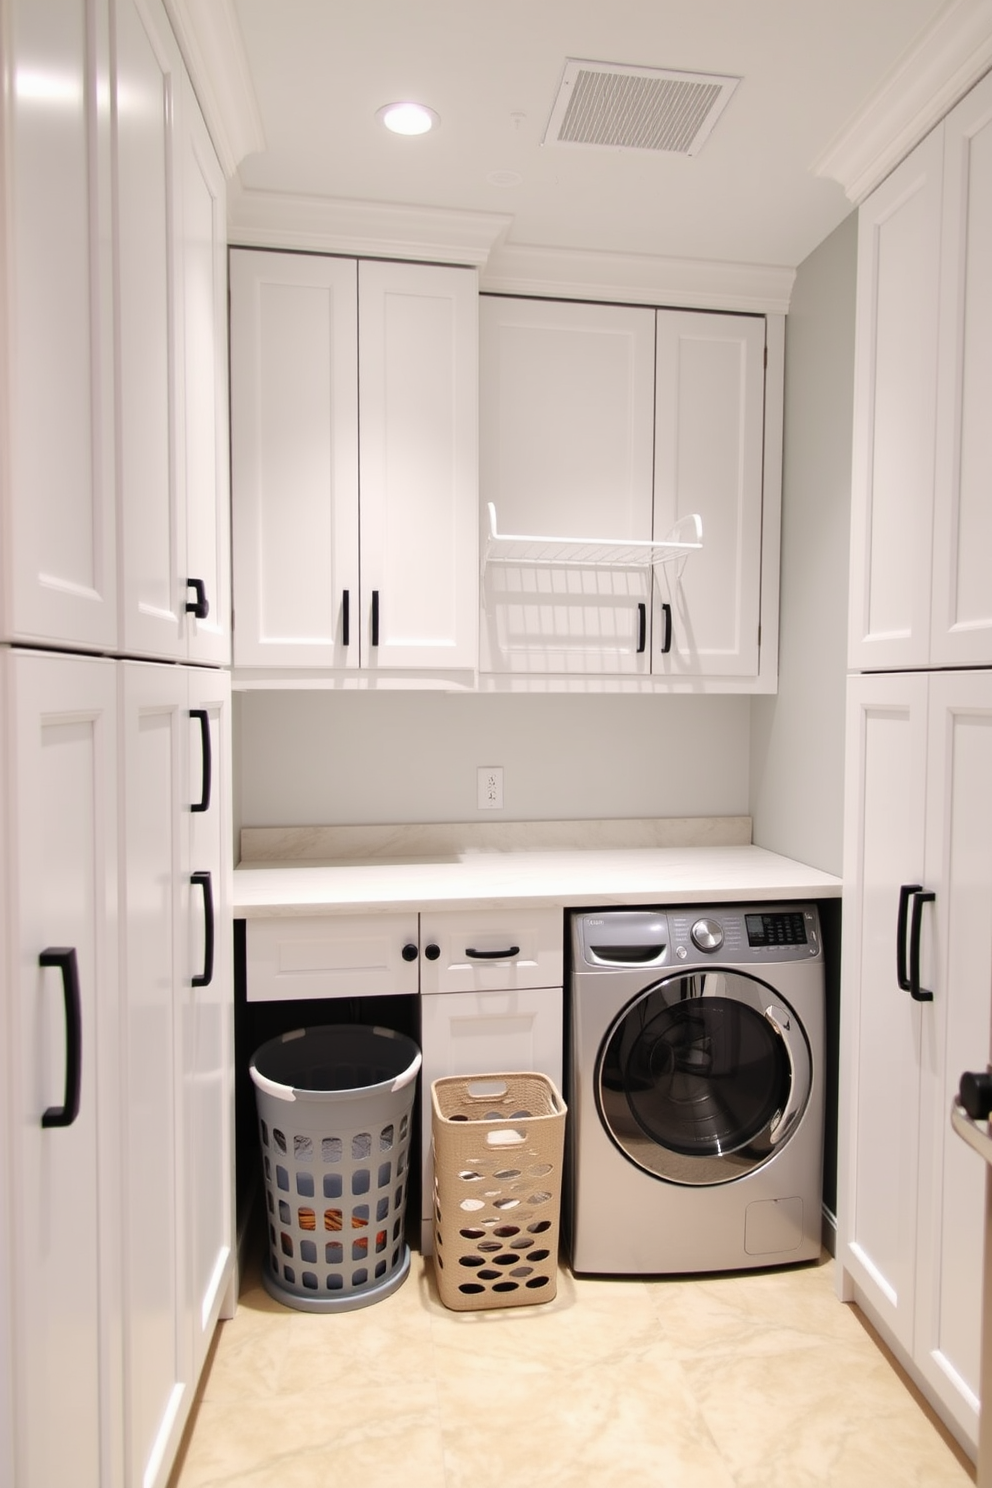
xmin=691 ymin=917 xmax=725 ymax=952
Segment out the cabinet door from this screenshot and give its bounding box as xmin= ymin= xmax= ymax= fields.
xmin=115 ymin=0 xmax=186 ymax=659
xmin=914 ymin=672 xmax=992 ymax=1450
xmin=230 ymin=250 xmax=359 ymax=668
xmin=245 ymin=912 xmax=420 ymax=1000
xmin=185 ymin=670 xmax=235 ymax=1377
xmin=419 ymin=986 xmax=564 ymax=1253
xmin=2 ymin=0 xmax=117 ymax=650
xmin=119 ymin=662 xmax=190 ymax=1488
xmin=848 ymin=130 xmax=943 ymax=671
xmin=180 ymin=76 xmax=230 ymax=666
xmin=478 ymin=296 xmax=655 ymax=675
xmin=359 ymin=260 xmax=478 ymax=670
xmin=653 ymin=310 xmax=765 ymax=679
xmin=931 ymin=73 xmax=992 ymax=667
xmin=420 ymin=907 xmax=564 ymax=994
xmin=5 ymin=652 xmax=121 ymax=1488
xmin=837 ymin=671 xmax=929 ymax=1356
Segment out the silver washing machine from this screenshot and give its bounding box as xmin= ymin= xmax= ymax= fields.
xmin=568 ymin=903 xmax=825 ymax=1275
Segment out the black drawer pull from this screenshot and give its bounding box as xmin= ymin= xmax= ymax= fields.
xmin=191 ymin=872 xmax=215 ymax=987
xmin=190 ymin=709 xmax=212 ymax=813
xmin=659 ymin=601 xmax=672 ymax=654
xmin=185 ymin=578 xmax=209 ymax=620
xmin=39 ymin=947 xmax=82 ymax=1128
xmin=342 ymin=589 xmax=350 ymax=647
xmin=636 ymin=602 xmax=646 ymax=654
xmin=371 ymin=590 xmax=380 ymax=647
xmin=465 ymin=946 xmax=520 ymax=960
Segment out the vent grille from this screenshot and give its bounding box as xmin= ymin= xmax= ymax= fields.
xmin=545 ymin=60 xmax=740 ymax=155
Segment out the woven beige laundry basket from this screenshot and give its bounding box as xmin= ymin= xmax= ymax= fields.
xmin=431 ymin=1072 xmax=566 ymax=1311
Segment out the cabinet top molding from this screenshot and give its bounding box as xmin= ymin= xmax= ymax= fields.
xmin=812 ymin=0 xmax=992 ymax=203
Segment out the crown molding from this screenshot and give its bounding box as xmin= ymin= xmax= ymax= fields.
xmin=227 ymin=184 xmax=513 ymax=267
xmin=163 ymin=0 xmax=266 ymax=176
xmin=480 ymin=242 xmax=796 ymax=315
xmin=812 ymin=0 xmax=992 ymax=203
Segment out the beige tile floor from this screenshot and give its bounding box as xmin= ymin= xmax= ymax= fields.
xmin=170 ymin=1246 xmax=976 ymax=1488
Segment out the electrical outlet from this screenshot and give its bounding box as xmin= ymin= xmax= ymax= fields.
xmin=477 ymin=766 xmax=503 ymax=810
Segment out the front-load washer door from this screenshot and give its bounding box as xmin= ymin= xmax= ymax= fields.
xmin=597 ymin=971 xmax=812 ymax=1186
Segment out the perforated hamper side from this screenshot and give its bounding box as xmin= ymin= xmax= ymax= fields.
xmin=431 ymin=1072 xmax=566 ymax=1311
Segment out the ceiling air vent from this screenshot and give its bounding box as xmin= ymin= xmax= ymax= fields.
xmin=544 ymin=59 xmax=740 ymax=156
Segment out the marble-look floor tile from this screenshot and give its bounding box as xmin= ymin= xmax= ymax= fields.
xmin=682 ymin=1337 xmax=973 ymax=1488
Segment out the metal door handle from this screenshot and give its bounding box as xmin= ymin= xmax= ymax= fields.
xmin=342 ymin=589 xmax=350 ymax=647
xmin=39 ymin=948 xmax=82 ymax=1128
xmin=897 ymin=884 xmax=934 ymax=999
xmin=636 ymin=602 xmax=646 ymax=654
xmin=190 ymin=709 xmax=212 ymax=813
xmin=191 ymin=872 xmax=214 ymax=987
xmin=465 ymin=946 xmax=520 ymax=960
xmin=371 ymin=590 xmax=380 ymax=647
xmin=185 ymin=578 xmax=209 ymax=620
xmin=659 ymin=601 xmax=672 ymax=654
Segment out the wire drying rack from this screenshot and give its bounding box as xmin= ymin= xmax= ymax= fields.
xmin=480 ymin=503 xmax=703 ymax=577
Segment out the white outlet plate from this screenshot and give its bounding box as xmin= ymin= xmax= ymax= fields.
xmin=477 ymin=766 xmax=503 ymax=810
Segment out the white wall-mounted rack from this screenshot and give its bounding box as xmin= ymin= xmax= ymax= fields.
xmin=481 ymin=503 xmax=703 ymax=577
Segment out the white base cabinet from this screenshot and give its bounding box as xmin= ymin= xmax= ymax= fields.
xmin=838 ymin=669 xmax=992 ymax=1455
xmin=1 ymin=651 xmax=234 ymax=1488
xmin=418 ymin=908 xmax=563 ymax=1255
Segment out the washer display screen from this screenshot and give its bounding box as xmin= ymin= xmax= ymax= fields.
xmin=745 ymin=912 xmax=807 ymax=947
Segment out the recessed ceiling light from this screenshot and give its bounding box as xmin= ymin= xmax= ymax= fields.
xmin=377 ymin=102 xmax=439 ymax=136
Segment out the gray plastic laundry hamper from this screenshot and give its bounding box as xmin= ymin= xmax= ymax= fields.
xmin=250 ymin=1024 xmax=421 ymax=1312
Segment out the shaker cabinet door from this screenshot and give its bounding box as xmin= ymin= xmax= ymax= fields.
xmin=230 ymin=249 xmax=360 ymax=668
xmin=5 ymin=651 xmax=121 ymax=1488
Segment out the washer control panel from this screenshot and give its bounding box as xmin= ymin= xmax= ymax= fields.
xmin=575 ymin=903 xmax=822 ymax=968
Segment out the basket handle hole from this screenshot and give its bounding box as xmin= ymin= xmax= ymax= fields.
xmin=466 ymin=1078 xmax=508 ymax=1099
xmin=487 ymin=1128 xmax=526 ymax=1147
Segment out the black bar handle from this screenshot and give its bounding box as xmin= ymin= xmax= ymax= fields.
xmin=636 ymin=602 xmax=647 ymax=654
xmin=185 ymin=578 xmax=209 ymax=620
xmin=897 ymin=883 xmax=922 ymax=991
xmin=660 ymin=601 xmax=673 ymax=654
xmin=191 ymin=872 xmax=214 ymax=988
xmin=371 ymin=590 xmax=379 ymax=647
xmin=190 ymin=709 xmax=211 ymax=813
xmin=909 ymin=889 xmax=935 ymax=1002
xmin=39 ymin=947 xmax=82 ymax=1128
xmin=342 ymin=590 xmax=350 ymax=647
xmin=465 ymin=946 xmax=520 ymax=960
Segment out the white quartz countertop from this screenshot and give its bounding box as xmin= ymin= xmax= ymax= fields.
xmin=233 ymin=843 xmax=842 ymax=917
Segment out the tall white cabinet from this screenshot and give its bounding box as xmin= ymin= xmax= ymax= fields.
xmin=839 ymin=66 xmax=992 ymax=1459
xmin=0 ymin=2 xmax=234 ymax=1485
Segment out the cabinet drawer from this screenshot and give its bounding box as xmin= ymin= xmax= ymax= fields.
xmin=245 ymin=914 xmax=419 ymax=1001
xmin=419 ymin=908 xmax=563 ymax=994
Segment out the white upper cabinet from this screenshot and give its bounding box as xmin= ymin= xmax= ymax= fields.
xmin=850 ymin=68 xmax=992 ymax=672
xmin=1 ymin=0 xmax=117 ymax=651
xmin=230 ymin=250 xmax=478 ymax=674
xmin=479 ymin=296 xmax=773 ymax=687
xmin=931 ymin=75 xmax=992 ymax=666
xmin=230 ymin=251 xmax=359 ymax=669
xmin=848 ymin=131 xmax=943 ymax=671
xmin=479 ymin=296 xmax=656 ymax=675
xmin=653 ymin=311 xmax=765 ymax=680
xmin=1 ymin=0 xmax=228 ymax=662
xmin=116 ymin=0 xmax=229 ymax=663
xmin=359 ymin=260 xmax=479 ymax=670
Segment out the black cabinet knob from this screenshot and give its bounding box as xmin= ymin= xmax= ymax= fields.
xmin=401 ymin=943 xmax=418 ymax=962
xmin=959 ymin=1070 xmax=992 ymax=1122
xmin=425 ymin=943 xmax=441 ymax=961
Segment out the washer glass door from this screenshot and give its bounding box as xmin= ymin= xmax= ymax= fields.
xmin=597 ymin=971 xmax=811 ymax=1186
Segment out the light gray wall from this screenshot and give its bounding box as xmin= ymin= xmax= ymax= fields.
xmin=750 ymin=211 xmax=857 ymax=874
xmin=236 ymin=690 xmax=751 ymax=830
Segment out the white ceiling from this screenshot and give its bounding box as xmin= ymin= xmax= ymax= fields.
xmin=223 ymin=0 xmax=952 ymax=273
